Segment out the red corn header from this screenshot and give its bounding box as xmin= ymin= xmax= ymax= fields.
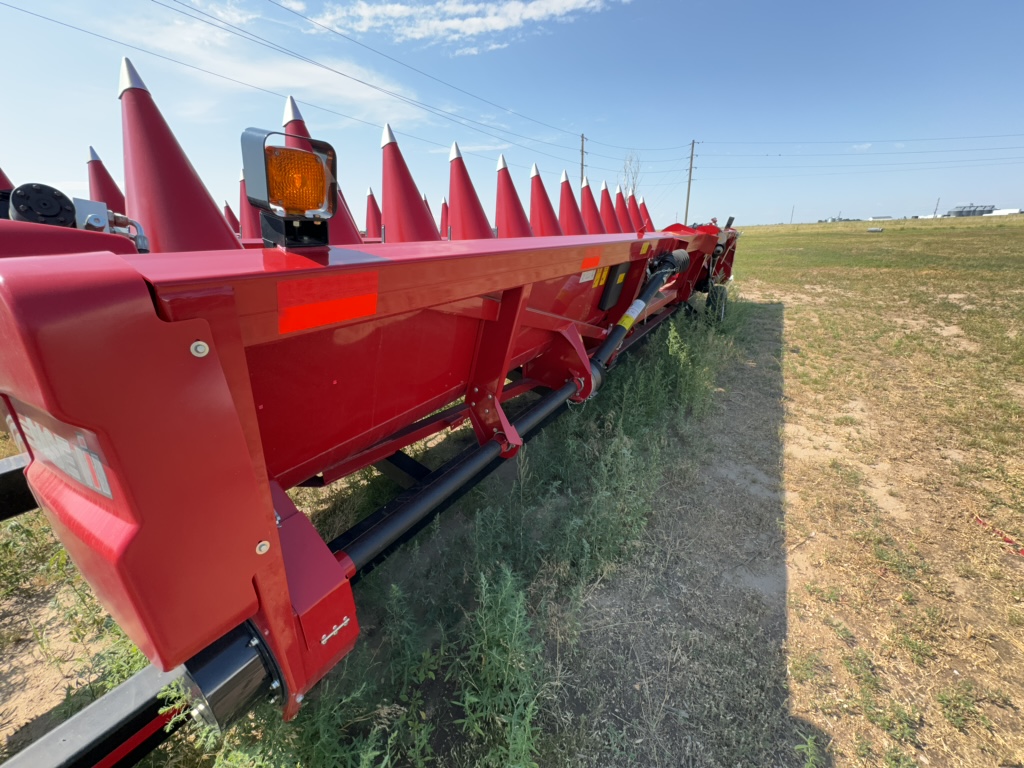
xmin=0 ymin=57 xmax=737 ymax=767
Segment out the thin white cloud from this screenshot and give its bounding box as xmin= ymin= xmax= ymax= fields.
xmin=113 ymin=8 xmax=424 ymax=127
xmin=279 ymin=0 xmax=308 ymax=10
xmin=852 ymin=143 xmax=872 ymax=152
xmin=487 ymin=42 xmax=509 ymax=50
xmin=454 ymin=46 xmax=480 ymax=56
xmin=313 ymin=0 xmax=612 ymax=42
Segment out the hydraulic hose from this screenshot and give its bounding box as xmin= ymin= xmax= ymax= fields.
xmin=590 ymin=251 xmax=682 ymax=371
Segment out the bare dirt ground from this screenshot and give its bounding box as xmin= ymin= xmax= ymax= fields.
xmin=559 ymin=296 xmax=830 ymax=766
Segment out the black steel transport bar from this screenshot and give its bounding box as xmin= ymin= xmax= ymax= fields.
xmin=0 ymin=454 xmax=36 ymax=522
xmin=2 ymin=664 xmax=184 ymax=768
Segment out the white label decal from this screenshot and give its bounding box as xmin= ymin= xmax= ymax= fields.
xmin=18 ymin=416 xmax=113 ymax=499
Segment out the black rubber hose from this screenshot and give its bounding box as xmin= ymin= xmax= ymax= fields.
xmin=590 ymin=253 xmax=680 ymax=370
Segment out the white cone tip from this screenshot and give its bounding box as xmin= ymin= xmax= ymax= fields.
xmin=530 ymin=163 xmax=539 ymax=178
xmin=615 ymin=184 xmax=623 ymax=195
xmin=449 ymin=141 xmax=462 ymax=162
xmin=582 ymin=176 xmax=590 ymax=188
xmin=283 ymin=95 xmax=304 ymax=127
xmin=88 ymin=146 xmax=101 ymax=163
xmin=638 ymin=195 xmax=645 ymax=204
xmin=560 ymin=169 xmax=569 ymax=184
xmin=628 ymin=188 xmax=635 ymax=198
xmin=239 ymin=168 xmax=245 ymax=181
xmin=496 ymin=154 xmax=508 ymax=171
xmin=443 ymin=196 xmax=448 ymax=204
xmin=118 ymin=57 xmax=148 ymax=97
xmin=367 ymin=186 xmax=375 ymax=197
xmin=600 ymin=180 xmax=608 ymax=191
xmin=381 ymin=123 xmax=396 ymax=147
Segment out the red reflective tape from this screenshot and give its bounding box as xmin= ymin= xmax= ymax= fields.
xmin=278 ymin=272 xmax=378 ymax=334
xmin=581 ymin=256 xmax=600 ymax=270
xmin=95 ymin=708 xmax=177 ymax=768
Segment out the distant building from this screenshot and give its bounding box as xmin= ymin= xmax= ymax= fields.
xmin=869 ymin=215 xmax=893 ymax=221
xmin=947 ymin=204 xmax=996 ymax=217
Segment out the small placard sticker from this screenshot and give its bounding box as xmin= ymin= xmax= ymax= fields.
xmin=579 ymin=269 xmax=597 ymax=283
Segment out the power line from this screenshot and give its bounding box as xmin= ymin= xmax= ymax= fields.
xmin=696 ymin=155 xmax=1024 ymax=171
xmin=266 ymin=0 xmax=634 ymax=162
xmin=0 ymin=1 xmax=574 ymax=174
xmin=683 ymin=158 xmax=1024 ymax=183
xmin=700 ymin=145 xmax=1024 ymax=158
xmin=702 ymin=133 xmax=1024 ymax=145
xmin=154 ymin=0 xmax=624 ymax=172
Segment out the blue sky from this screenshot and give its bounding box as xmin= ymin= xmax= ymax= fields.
xmin=1 ymin=0 xmax=1022 ymax=228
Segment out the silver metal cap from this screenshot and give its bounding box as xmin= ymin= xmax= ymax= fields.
xmin=449 ymin=142 xmax=462 ymax=162
xmin=600 ymin=181 xmax=608 ymax=191
xmin=530 ymin=163 xmax=539 ymax=178
xmin=560 ymin=169 xmax=569 ymax=183
xmin=582 ymin=176 xmax=590 ymax=188
xmin=88 ymin=146 xmax=101 ymax=163
xmin=381 ymin=123 xmax=396 ymax=147
xmin=615 ymin=184 xmax=622 ymax=195
xmin=367 ymin=186 xmax=374 ymax=197
xmin=118 ymin=57 xmax=148 ymax=97
xmin=496 ymin=154 xmax=508 ymax=171
xmin=283 ymin=95 xmax=304 ymax=126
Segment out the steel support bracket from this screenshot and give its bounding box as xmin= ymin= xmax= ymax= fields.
xmin=466 ymin=285 xmax=531 ymax=456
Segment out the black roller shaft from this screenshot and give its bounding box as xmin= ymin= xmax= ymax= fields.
xmin=332 ymin=381 xmax=578 ymax=571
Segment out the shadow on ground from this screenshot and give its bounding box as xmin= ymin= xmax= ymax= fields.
xmin=561 ymin=301 xmax=832 ymax=767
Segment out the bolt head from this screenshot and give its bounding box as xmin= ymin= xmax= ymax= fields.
xmin=256 ymin=540 xmax=271 ymax=555
xmin=190 ymin=341 xmax=210 ymax=358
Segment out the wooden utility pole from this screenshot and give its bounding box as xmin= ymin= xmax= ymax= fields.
xmin=683 ymin=139 xmax=696 ymax=225
xmin=580 ymin=134 xmax=586 ymax=186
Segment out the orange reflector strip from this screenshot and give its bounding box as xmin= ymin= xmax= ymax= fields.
xmin=581 ymin=255 xmax=600 ymax=270
xmin=278 ymin=272 xmax=378 ymax=334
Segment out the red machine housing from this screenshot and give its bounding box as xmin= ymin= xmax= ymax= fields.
xmin=0 ymin=221 xmax=735 ymax=717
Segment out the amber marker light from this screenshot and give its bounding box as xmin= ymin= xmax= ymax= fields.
xmin=241 ymin=127 xmax=338 ymax=221
xmin=265 ymin=146 xmax=331 ymax=218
